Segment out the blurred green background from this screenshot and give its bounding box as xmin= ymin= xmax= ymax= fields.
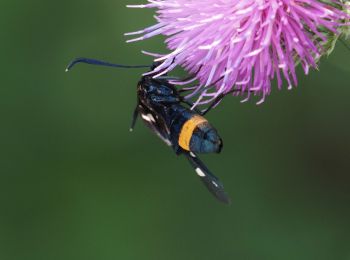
xmin=1 ymin=1 xmax=350 ymax=260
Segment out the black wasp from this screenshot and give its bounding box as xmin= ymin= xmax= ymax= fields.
xmin=66 ymin=57 xmax=232 ymax=204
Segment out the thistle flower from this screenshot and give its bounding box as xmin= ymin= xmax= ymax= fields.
xmin=126 ymin=0 xmax=349 ymax=106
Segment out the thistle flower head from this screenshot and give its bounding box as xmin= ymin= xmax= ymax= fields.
xmin=126 ymin=0 xmax=350 ymax=105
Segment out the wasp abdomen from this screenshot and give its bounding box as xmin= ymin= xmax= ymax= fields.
xmin=178 ymin=115 xmax=222 ymax=154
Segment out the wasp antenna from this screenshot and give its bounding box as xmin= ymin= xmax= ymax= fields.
xmin=129 ymin=103 xmax=139 ymax=132
xmin=65 ymin=57 xmax=150 ymax=72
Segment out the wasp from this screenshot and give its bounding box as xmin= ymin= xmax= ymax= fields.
xmin=66 ymin=58 xmax=232 ymax=204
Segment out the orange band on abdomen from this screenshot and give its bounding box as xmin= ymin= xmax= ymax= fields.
xmin=178 ymin=115 xmax=207 ymax=151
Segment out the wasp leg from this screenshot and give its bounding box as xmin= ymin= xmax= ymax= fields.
xmin=178 ymin=87 xmax=197 ymax=93
xmin=180 ymin=99 xmax=202 ymax=114
xmin=174 ymin=66 xmax=204 ymax=89
xmin=184 ymin=152 xmax=231 ymax=204
xmin=129 ymin=102 xmax=139 ymax=132
xmin=199 ymin=88 xmax=254 ymax=116
xmin=199 ymin=93 xmax=227 ymax=116
xmin=156 ymin=76 xmax=180 ymax=80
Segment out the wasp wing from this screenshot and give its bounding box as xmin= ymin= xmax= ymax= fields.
xmin=184 ymin=152 xmax=231 ymax=204
xmin=138 ymin=105 xmax=172 ymax=147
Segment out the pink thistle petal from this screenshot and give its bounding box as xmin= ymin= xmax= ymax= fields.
xmin=127 ymin=0 xmax=350 ymax=105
